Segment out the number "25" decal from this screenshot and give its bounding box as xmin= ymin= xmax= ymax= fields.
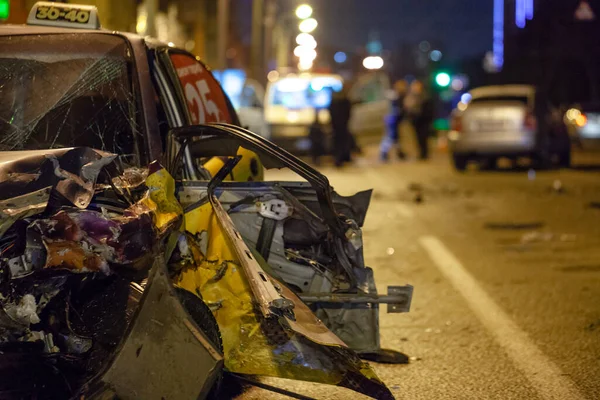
xmin=184 ymin=80 xmax=223 ymax=124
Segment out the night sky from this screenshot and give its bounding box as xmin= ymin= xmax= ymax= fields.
xmin=312 ymin=0 xmax=493 ymax=62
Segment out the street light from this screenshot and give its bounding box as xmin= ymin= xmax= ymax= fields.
xmin=363 ymin=56 xmax=384 ymax=70
xmin=295 ymin=4 xmax=313 ymax=19
xmin=294 ymin=46 xmax=317 ymax=61
xmin=298 ymin=59 xmax=313 ymax=71
xmin=299 ymin=18 xmax=318 ymax=33
xmin=296 ymin=33 xmax=317 ymax=48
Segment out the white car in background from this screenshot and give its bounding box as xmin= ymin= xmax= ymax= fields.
xmin=264 ymin=72 xmax=391 ymax=152
xmin=449 ymin=85 xmax=571 ymax=170
xmin=348 ymin=72 xmax=391 ymax=140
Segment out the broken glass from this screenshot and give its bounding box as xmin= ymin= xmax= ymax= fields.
xmin=0 ymin=33 xmax=144 ymax=163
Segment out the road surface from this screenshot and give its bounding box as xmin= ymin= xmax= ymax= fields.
xmin=236 ymin=143 xmax=600 ymax=400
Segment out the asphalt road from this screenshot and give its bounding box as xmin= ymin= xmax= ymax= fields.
xmin=236 ymin=142 xmax=600 ymax=400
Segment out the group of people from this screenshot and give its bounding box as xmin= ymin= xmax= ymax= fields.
xmin=309 ymin=79 xmax=435 ymax=167
xmin=380 ymin=79 xmax=434 ymax=162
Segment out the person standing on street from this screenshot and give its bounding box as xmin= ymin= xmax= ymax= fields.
xmin=380 ymin=80 xmax=408 ymax=161
xmin=328 ymin=86 xmax=353 ymax=167
xmin=408 ymin=81 xmax=434 ymax=160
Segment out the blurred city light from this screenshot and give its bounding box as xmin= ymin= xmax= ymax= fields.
xmin=566 ymin=108 xmax=581 ymax=121
xmin=457 ymin=102 xmax=468 ymax=111
xmin=493 ymin=0 xmax=505 ymax=69
xmin=362 ymin=56 xmax=384 ymax=70
xmin=575 ymin=114 xmax=588 ymax=127
xmin=136 ymin=13 xmax=147 ymax=34
xmin=334 ymin=51 xmax=347 ymax=63
xmin=267 ymin=70 xmax=280 ymax=82
xmin=429 ymin=50 xmax=442 ymax=62
xmin=461 ymin=93 xmax=472 ymax=104
xmin=419 ymin=41 xmax=431 ymax=52
xmin=296 ymin=33 xmax=317 ymax=49
xmin=0 ymin=0 xmax=9 ymax=20
xmin=277 ymin=78 xmax=309 ymax=92
xmin=298 ymin=59 xmax=313 ymax=71
xmin=294 ymin=46 xmax=317 ymax=60
xmin=299 ymin=18 xmax=318 ymax=33
xmin=435 ymin=72 xmax=451 ymax=87
xmin=451 ymin=77 xmax=465 ymax=91
xmin=295 ymin=4 xmax=313 ymax=20
xmin=310 ymin=80 xmax=324 ymax=91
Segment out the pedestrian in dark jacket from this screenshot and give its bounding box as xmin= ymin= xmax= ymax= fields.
xmin=328 ymin=87 xmax=353 ymax=167
xmin=309 ymin=109 xmax=326 ymax=165
xmin=410 ymin=81 xmax=434 ymax=160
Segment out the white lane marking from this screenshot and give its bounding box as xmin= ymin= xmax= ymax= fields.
xmin=419 ymin=236 xmax=585 ymax=400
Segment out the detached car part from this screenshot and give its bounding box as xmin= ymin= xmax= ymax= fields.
xmin=172 ymin=123 xmax=413 ymax=355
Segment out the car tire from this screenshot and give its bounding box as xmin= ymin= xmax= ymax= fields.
xmin=174 ymin=287 xmax=223 ymax=399
xmin=452 ymin=154 xmax=468 ymax=171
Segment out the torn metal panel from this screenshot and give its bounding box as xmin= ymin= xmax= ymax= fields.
xmin=178 ymin=174 xmax=394 ymax=399
xmin=0 ymin=148 xmax=117 ymax=213
xmin=206 ymin=157 xmax=295 ymax=320
xmin=0 ymin=186 xmax=51 ymax=237
xmin=93 ymin=260 xmax=223 ymax=400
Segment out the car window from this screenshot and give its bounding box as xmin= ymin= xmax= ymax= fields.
xmin=0 ymin=34 xmax=144 ymax=162
xmin=168 ymin=53 xmax=233 ymax=124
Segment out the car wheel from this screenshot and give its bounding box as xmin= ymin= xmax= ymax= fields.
xmin=174 ymin=287 xmax=223 ymax=398
xmin=452 ymin=154 xmax=468 ymax=171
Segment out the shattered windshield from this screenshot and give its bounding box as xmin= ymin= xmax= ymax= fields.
xmin=0 ymin=34 xmax=143 ymax=161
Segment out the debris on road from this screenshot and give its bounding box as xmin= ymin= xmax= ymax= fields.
xmin=485 ymin=221 xmax=545 ymax=230
xmin=521 ymin=231 xmax=577 ymax=244
xmin=587 ymin=201 xmax=600 ymax=209
xmin=552 ymin=180 xmax=565 ymax=193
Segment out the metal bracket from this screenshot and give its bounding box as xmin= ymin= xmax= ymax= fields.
xmin=386 ymin=285 xmax=413 ymax=313
xmin=299 ymin=284 xmax=413 ymax=314
xmin=259 ymin=199 xmax=291 ymax=220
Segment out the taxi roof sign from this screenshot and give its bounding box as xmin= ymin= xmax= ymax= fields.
xmin=27 ymin=2 xmax=101 ymax=29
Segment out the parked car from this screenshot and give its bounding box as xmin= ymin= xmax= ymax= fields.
xmin=264 ymin=72 xmax=391 ymax=153
xmin=0 ymin=3 xmax=409 ymax=399
xmin=449 ymin=85 xmax=571 ymax=170
xmin=264 ymin=73 xmax=343 ymax=151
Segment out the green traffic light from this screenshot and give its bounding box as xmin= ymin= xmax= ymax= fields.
xmin=435 ymin=72 xmax=451 ymax=87
xmin=0 ymin=0 xmax=9 ymax=20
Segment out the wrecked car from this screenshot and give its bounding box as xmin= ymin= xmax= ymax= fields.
xmin=0 ymin=2 xmax=412 ymax=399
